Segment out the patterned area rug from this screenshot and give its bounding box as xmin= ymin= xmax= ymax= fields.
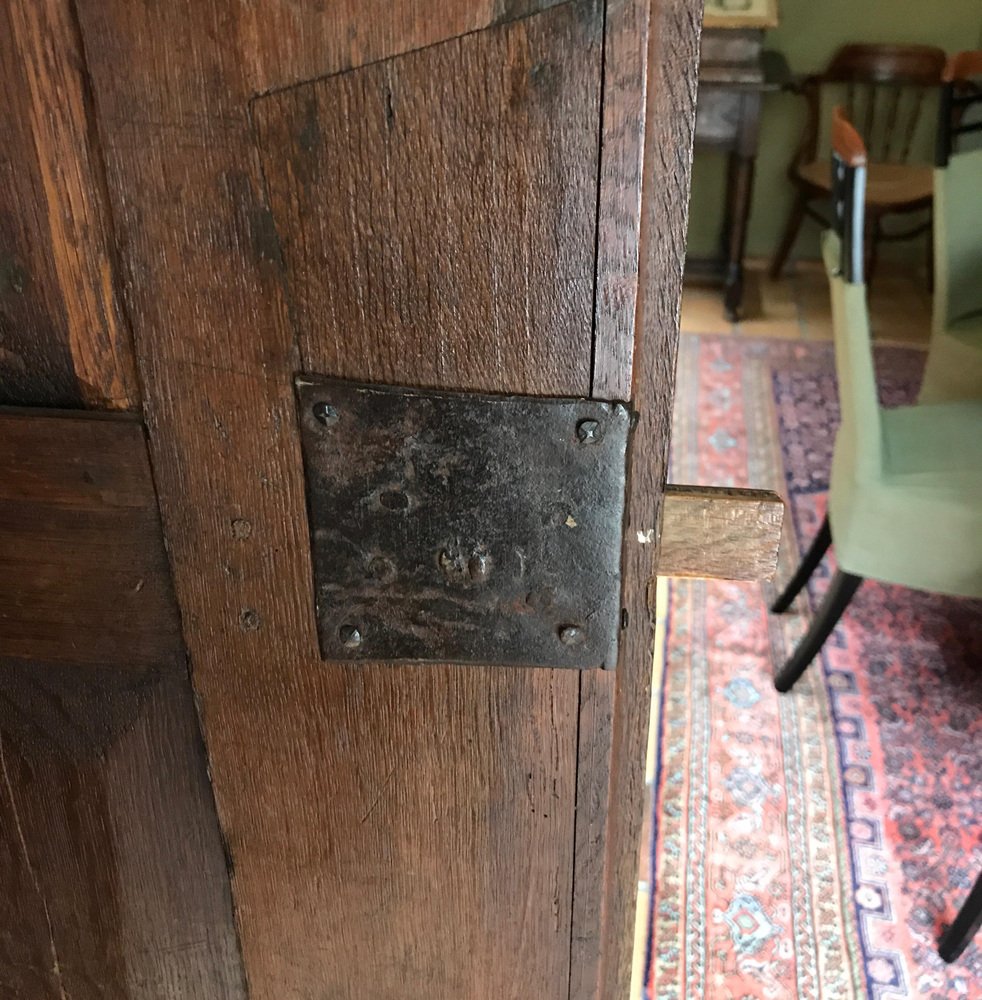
xmin=646 ymin=335 xmax=982 ymax=1000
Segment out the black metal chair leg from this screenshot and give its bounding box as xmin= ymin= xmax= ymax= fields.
xmin=939 ymin=871 xmax=982 ymax=963
xmin=771 ymin=515 xmax=833 ymax=613
xmin=774 ymin=570 xmax=863 ymax=693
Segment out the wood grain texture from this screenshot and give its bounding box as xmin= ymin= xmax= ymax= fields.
xmin=77 ymin=2 xmax=603 ymax=996
xmin=567 ymin=669 xmax=615 ymax=1000
xmin=0 ymin=0 xmax=137 ymax=409
xmin=595 ymin=1 xmax=703 ymax=997
xmin=0 ymin=671 xmax=247 ymax=999
xmin=254 ymin=4 xmax=600 ymax=395
xmin=0 ymin=1 xmax=79 ymax=407
xmin=241 ymin=0 xmax=566 ymax=95
xmin=569 ymin=3 xmax=653 ymax=992
xmin=0 ymin=410 xmax=245 ymax=998
xmin=658 ymin=484 xmax=784 ymax=580
xmin=591 ymin=0 xmax=650 ymax=401
xmin=0 ymin=409 xmax=180 ymax=671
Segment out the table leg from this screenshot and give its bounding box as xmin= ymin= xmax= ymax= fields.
xmin=723 ymin=151 xmax=755 ymax=321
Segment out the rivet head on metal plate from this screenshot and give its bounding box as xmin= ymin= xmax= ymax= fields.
xmin=295 ymin=375 xmax=631 ymax=669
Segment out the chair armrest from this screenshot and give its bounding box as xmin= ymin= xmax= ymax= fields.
xmin=783 ymin=74 xmax=823 ymax=167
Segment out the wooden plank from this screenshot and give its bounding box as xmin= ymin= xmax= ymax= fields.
xmin=0 ymin=410 xmax=245 ymax=998
xmin=254 ymin=4 xmax=599 ymax=395
xmin=0 ymin=1 xmax=79 ymax=407
xmin=591 ymin=0 xmax=650 ymax=402
xmin=594 ymin=1 xmax=703 ymax=997
xmin=78 ymin=2 xmax=603 ymax=997
xmin=242 ymin=0 xmax=567 ymax=95
xmin=257 ymin=8 xmax=603 ymax=989
xmin=569 ymin=3 xmax=651 ymax=994
xmin=0 ymin=745 xmax=59 ymax=998
xmin=657 ymin=484 xmax=784 ymax=580
xmin=567 ymin=668 xmax=615 ymax=1000
xmin=0 ymin=670 xmax=247 ymax=999
xmin=0 ymin=0 xmax=137 ymax=409
xmin=0 ymin=409 xmax=180 ymax=670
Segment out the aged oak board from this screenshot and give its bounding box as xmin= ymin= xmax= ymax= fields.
xmin=0 ymin=409 xmax=244 ymax=998
xmin=76 ymin=3 xmax=601 ymax=997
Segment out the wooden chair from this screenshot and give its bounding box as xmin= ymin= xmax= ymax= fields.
xmin=919 ymin=51 xmax=982 ymax=404
xmin=770 ymin=44 xmax=946 ymax=281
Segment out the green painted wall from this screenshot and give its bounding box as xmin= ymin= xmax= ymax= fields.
xmin=687 ymin=0 xmax=982 ymax=263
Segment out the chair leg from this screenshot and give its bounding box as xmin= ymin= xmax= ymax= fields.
xmin=774 ymin=570 xmax=863 ymax=693
xmin=769 ymin=190 xmax=808 ymax=280
xmin=771 ymin=515 xmax=832 ymax=614
xmin=939 ymin=871 xmax=982 ymax=964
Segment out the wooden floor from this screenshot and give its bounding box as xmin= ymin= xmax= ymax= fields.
xmin=679 ymin=258 xmax=933 ymax=346
xmin=627 ymin=258 xmax=933 ymax=1000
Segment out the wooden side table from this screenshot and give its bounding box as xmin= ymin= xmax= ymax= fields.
xmin=688 ymin=29 xmax=788 ymax=320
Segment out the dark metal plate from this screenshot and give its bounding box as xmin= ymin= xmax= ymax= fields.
xmin=295 ymin=375 xmax=630 ymax=669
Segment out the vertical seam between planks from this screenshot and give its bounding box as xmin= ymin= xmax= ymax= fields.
xmin=571 ymin=4 xmax=610 ymax=997
xmin=587 ymin=0 xmax=610 ymax=402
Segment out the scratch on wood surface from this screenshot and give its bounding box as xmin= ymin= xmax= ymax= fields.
xmin=359 ymin=764 xmax=398 ymax=825
xmin=0 ymin=731 xmax=69 ymax=999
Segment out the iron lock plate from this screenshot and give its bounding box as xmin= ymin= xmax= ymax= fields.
xmin=295 ymin=375 xmax=631 ymax=669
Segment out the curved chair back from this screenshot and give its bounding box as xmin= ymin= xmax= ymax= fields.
xmin=800 ymin=45 xmax=946 ymax=167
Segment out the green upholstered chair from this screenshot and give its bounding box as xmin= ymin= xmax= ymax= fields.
xmin=770 ymin=106 xmax=982 ymax=962
xmin=919 ymin=52 xmax=982 ymax=404
xmin=769 ymin=105 xmax=982 ymax=689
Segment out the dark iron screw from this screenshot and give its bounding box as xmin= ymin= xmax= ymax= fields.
xmin=558 ymin=624 xmax=585 ymax=647
xmin=313 ymin=401 xmax=339 ymax=427
xmin=339 ymin=623 xmax=362 ymax=649
xmin=576 ymin=418 xmax=601 ymax=444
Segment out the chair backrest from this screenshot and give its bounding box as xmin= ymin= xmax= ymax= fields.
xmin=936 ymin=50 xmax=982 ymax=166
xmin=801 ymin=44 xmax=946 ymax=165
xmin=825 ymin=107 xmax=883 ymax=478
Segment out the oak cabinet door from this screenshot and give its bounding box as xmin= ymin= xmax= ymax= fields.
xmin=1 ymin=1 xmax=706 ymax=997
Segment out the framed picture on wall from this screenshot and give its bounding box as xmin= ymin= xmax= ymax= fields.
xmin=704 ymin=0 xmax=779 ymax=29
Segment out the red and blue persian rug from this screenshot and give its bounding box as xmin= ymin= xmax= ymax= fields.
xmin=646 ymin=335 xmax=982 ymax=1000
